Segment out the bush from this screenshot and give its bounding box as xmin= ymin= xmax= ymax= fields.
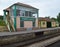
xmin=0 ymin=16 xmax=3 ymax=20
xmin=0 ymin=20 xmax=6 ymax=26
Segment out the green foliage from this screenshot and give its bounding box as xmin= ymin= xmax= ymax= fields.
xmin=51 ymin=17 xmax=57 ymax=21
xmin=0 ymin=16 xmax=3 ymax=20
xmin=57 ymin=13 xmax=60 ymax=23
xmin=0 ymin=20 xmax=6 ymax=26
xmin=45 ymin=16 xmax=50 ymax=18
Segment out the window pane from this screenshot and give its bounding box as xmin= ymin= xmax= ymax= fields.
xmin=32 ymin=12 xmax=37 ymax=18
xmin=20 ymin=21 xmax=24 ymax=27
xmin=11 ymin=9 xmax=13 ymax=16
xmin=21 ymin=11 xmax=25 ymax=16
xmin=25 ymin=11 xmax=28 ymax=16
xmin=29 ymin=12 xmax=32 ymax=17
xmin=16 ymin=10 xmax=20 ymax=16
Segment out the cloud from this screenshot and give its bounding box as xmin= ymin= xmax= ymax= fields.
xmin=0 ymin=0 xmax=60 ymax=18
xmin=37 ymin=0 xmax=60 ymax=18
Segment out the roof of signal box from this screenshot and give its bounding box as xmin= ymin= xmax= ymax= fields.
xmin=4 ymin=2 xmax=39 ymax=11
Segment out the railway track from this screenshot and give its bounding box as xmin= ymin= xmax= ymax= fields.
xmin=17 ymin=33 xmax=60 ymax=47
xmin=46 ymin=40 xmax=60 ymax=47
xmin=1 ymin=32 xmax=60 ymax=47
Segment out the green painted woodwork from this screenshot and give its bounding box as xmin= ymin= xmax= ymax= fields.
xmin=4 ymin=10 xmax=6 ymax=20
xmin=20 ymin=17 xmax=36 ymax=22
xmin=20 ymin=17 xmax=36 ymax=27
xmin=13 ymin=5 xmax=16 ymax=30
xmin=14 ymin=18 xmax=16 ymax=30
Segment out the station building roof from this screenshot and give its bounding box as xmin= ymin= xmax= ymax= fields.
xmin=38 ymin=17 xmax=56 ymax=22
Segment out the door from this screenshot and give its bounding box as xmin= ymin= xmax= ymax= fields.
xmin=47 ymin=22 xmax=51 ymax=28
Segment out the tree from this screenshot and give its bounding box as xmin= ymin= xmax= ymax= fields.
xmin=57 ymin=13 xmax=60 ymax=23
xmin=51 ymin=17 xmax=57 ymax=21
xmin=45 ymin=16 xmax=50 ymax=18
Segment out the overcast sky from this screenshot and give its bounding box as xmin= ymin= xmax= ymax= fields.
xmin=0 ymin=0 xmax=60 ymax=18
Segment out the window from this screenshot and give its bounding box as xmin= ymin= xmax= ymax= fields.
xmin=22 ymin=13 xmax=24 ymax=16
xmin=16 ymin=9 xmax=20 ymax=16
xmin=25 ymin=11 xmax=28 ymax=16
xmin=11 ymin=9 xmax=13 ymax=16
xmin=43 ymin=22 xmax=45 ymax=25
xmin=20 ymin=21 xmax=24 ymax=27
xmin=21 ymin=10 xmax=25 ymax=16
xmin=32 ymin=12 xmax=37 ymax=18
xmin=29 ymin=12 xmax=32 ymax=17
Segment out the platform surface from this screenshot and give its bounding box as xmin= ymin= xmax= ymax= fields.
xmin=0 ymin=27 xmax=60 ymax=36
